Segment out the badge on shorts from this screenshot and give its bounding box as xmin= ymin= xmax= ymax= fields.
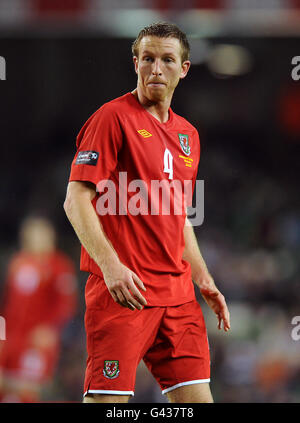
xmin=178 ymin=133 xmax=191 ymax=156
xmin=103 ymin=360 xmax=120 ymax=379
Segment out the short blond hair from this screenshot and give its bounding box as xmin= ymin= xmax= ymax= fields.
xmin=132 ymin=22 xmax=190 ymax=63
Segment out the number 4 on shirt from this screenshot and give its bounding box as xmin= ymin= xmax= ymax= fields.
xmin=164 ymin=148 xmax=173 ymax=180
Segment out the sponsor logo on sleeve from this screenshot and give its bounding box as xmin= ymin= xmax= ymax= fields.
xmin=75 ymin=150 xmax=99 ymax=166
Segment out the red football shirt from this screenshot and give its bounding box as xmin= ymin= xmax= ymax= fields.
xmin=69 ymin=92 xmax=201 ymax=306
xmin=1 ymin=251 xmax=77 ymax=336
xmin=0 ymin=251 xmax=77 ymax=382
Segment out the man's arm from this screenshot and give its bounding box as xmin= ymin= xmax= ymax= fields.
xmin=183 ymin=218 xmax=230 ymax=331
xmin=63 ymin=181 xmax=147 ymax=311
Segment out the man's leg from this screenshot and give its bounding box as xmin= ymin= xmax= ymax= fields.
xmin=82 ymin=276 xmax=166 ymax=404
xmin=83 ymin=394 xmax=130 ymax=403
xmin=144 ymin=301 xmax=212 ymax=404
xmin=166 ymin=382 xmax=213 ymax=403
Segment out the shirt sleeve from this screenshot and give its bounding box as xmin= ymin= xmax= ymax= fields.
xmin=69 ymin=102 xmax=123 ymax=186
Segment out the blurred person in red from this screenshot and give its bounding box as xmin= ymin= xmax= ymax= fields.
xmin=0 ymin=216 xmax=78 ymax=403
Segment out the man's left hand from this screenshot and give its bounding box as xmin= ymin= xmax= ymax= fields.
xmin=197 ymin=274 xmax=230 ymax=332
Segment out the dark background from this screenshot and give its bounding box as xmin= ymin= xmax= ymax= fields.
xmin=0 ymin=32 xmax=300 ymax=402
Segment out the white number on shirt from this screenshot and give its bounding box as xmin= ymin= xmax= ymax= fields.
xmin=163 ymin=148 xmax=173 ymax=180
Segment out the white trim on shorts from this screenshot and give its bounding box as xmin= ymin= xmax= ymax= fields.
xmin=161 ymin=378 xmax=210 ymax=395
xmin=83 ymin=389 xmax=134 ymax=397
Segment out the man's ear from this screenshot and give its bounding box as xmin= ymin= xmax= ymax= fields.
xmin=133 ymin=56 xmax=139 ymax=74
xmin=180 ymin=60 xmax=191 ymax=79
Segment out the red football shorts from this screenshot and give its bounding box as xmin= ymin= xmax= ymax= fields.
xmin=83 ymin=274 xmax=210 ymax=397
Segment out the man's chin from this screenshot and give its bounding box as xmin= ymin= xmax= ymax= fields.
xmin=146 ymin=88 xmax=166 ymax=102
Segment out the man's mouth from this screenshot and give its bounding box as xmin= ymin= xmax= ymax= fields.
xmin=147 ymin=82 xmax=166 ymax=87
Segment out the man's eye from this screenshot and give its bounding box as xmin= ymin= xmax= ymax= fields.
xmin=164 ymin=58 xmax=173 ymax=63
xmin=144 ymin=57 xmax=152 ymax=62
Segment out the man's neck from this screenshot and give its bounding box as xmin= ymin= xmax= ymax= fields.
xmin=132 ymin=88 xmax=171 ymax=124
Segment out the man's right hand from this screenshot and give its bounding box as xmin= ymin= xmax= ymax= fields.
xmin=102 ymin=262 xmax=147 ymax=311
xmin=64 ymin=181 xmax=147 ymax=311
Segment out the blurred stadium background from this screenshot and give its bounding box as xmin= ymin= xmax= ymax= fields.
xmin=0 ymin=0 xmax=300 ymax=403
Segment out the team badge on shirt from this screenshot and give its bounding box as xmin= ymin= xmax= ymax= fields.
xmin=103 ymin=360 xmax=120 ymax=379
xmin=178 ymin=133 xmax=191 ymax=156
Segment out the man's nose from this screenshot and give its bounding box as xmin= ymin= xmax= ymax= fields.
xmin=152 ymin=59 xmax=162 ymax=75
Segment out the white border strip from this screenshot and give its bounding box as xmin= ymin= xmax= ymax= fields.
xmin=83 ymin=389 xmax=134 ymax=397
xmin=162 ymin=378 xmax=210 ymax=395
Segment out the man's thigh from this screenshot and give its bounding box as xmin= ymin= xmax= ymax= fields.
xmin=166 ymin=382 xmax=213 ymax=403
xmin=83 ymin=290 xmax=165 ymax=399
xmin=143 ymin=300 xmax=211 ymax=398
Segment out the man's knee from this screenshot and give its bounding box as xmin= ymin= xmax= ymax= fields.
xmin=83 ymin=393 xmax=130 ymax=403
xmin=166 ymin=382 xmax=213 ymax=403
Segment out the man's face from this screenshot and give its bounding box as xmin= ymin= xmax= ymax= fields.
xmin=21 ymin=218 xmax=56 ymax=254
xmin=133 ymin=36 xmax=190 ymax=102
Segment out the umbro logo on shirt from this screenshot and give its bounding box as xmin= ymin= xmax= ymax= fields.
xmin=137 ymin=129 xmax=152 ymax=138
